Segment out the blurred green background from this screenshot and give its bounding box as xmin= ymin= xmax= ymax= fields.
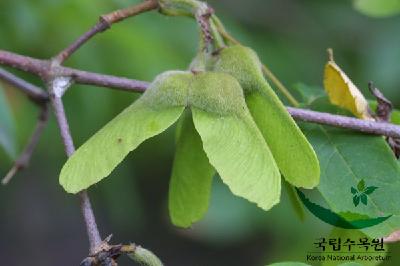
xmin=1 ymin=0 xmax=400 ymax=265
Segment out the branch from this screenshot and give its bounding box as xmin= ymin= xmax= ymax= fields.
xmin=79 ymin=191 xmax=103 ymax=255
xmin=0 ymin=68 xmax=50 ymax=185
xmin=0 ymin=50 xmax=149 ymax=92
xmin=2 ymin=104 xmax=49 ymax=185
xmin=54 ymin=0 xmax=159 ymax=64
xmin=49 ymin=88 xmax=102 ymax=253
xmin=287 ymin=107 xmax=400 ymax=139
xmin=0 ymin=67 xmax=48 ymax=104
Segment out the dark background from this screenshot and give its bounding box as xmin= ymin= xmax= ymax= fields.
xmin=0 ymin=0 xmax=399 ymax=265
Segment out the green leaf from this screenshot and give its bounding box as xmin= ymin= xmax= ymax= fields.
xmin=192 ymin=108 xmax=281 ymax=211
xmin=311 ymin=97 xmax=354 ymax=116
xmin=168 ymin=110 xmax=215 ymax=227
xmin=214 ymin=45 xmax=320 ymax=189
xmin=301 ymin=121 xmax=400 ymax=237
xmin=357 ymin=179 xmax=366 ymax=191
xmin=364 ymin=186 xmax=378 ymax=195
xmin=351 ymin=187 xmax=358 ymax=194
xmin=0 ymin=86 xmax=16 ymax=158
xmin=293 ymin=82 xmax=326 ymax=106
xmin=353 ymin=0 xmax=400 ymax=17
xmin=361 ymin=193 xmax=368 ymax=205
xmin=391 ymin=109 xmax=400 ymax=125
xmin=60 ymin=71 xmax=190 ymax=193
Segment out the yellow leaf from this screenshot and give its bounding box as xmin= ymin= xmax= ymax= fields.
xmin=323 ymin=48 xmax=372 ymax=120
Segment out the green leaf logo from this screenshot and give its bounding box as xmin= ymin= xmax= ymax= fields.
xmin=297 ymin=188 xmax=391 ymax=229
xmin=351 ymin=179 xmax=378 ymax=207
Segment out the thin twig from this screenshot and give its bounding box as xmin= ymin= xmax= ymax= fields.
xmin=79 ymin=191 xmax=103 ymax=255
xmin=0 ymin=50 xmax=149 ymax=92
xmin=0 ymin=67 xmax=48 ymax=104
xmin=50 ymin=96 xmax=75 ymax=156
xmin=0 ymin=51 xmax=48 ymax=77
xmin=49 ymin=92 xmax=102 ymax=253
xmin=54 ymin=0 xmax=159 ymax=64
xmin=48 ymin=75 xmax=102 ymax=254
xmin=69 ymin=68 xmax=149 ymax=92
xmin=287 ymin=107 xmax=400 ymax=138
xmin=2 ymin=104 xmax=49 ymax=185
xmin=0 ymin=68 xmax=49 ymax=185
